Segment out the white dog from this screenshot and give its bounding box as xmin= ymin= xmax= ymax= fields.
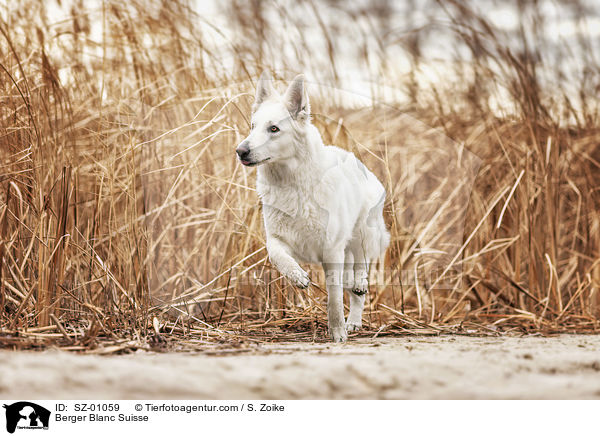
xmin=237 ymin=72 xmax=390 ymax=342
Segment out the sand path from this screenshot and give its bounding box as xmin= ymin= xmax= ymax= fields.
xmin=1 ymin=335 xmax=599 ymax=399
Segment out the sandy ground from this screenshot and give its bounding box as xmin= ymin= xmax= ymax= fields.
xmin=1 ymin=335 xmax=600 ymax=399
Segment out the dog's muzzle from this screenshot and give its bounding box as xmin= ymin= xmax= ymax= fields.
xmin=236 ymin=141 xmax=271 ymax=166
xmin=236 ymin=141 xmax=251 ymax=164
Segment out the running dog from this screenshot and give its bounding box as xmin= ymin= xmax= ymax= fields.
xmin=236 ymin=72 xmax=389 ymax=342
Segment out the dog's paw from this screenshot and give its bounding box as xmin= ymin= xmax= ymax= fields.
xmin=351 ymin=276 xmax=368 ymax=295
xmin=345 ymin=320 xmax=362 ymax=332
xmin=351 ymin=286 xmax=368 ymax=296
xmin=287 ymin=268 xmax=310 ymax=289
xmin=329 ymin=325 xmax=348 ymax=343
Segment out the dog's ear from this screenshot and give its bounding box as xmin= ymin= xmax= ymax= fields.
xmin=284 ymin=74 xmax=310 ymax=121
xmin=253 ymin=71 xmax=275 ymax=112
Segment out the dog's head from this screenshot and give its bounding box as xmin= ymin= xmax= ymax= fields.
xmin=236 ymin=72 xmax=311 ymax=167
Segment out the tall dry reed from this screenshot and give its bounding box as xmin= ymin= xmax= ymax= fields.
xmin=1 ymin=0 xmax=599 ymax=349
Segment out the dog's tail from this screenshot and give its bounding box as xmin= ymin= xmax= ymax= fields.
xmin=366 ymin=189 xmax=390 ymax=257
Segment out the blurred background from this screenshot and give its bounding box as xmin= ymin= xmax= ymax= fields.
xmin=1 ymin=0 xmax=599 ymax=350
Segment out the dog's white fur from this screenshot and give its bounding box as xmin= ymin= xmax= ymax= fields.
xmin=237 ymin=72 xmax=389 ymax=342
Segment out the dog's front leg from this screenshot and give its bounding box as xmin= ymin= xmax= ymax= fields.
xmin=323 ymin=249 xmax=347 ymax=343
xmin=266 ymin=237 xmax=310 ymax=288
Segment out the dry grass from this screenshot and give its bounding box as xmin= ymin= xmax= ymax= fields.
xmin=1 ymin=0 xmax=599 ymax=352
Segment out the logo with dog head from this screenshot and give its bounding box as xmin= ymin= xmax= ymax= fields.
xmin=3 ymin=402 xmax=50 ymax=433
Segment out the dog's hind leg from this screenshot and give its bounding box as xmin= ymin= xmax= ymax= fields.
xmin=343 ymin=248 xmax=355 ymax=289
xmin=344 ymin=248 xmax=364 ymax=331
xmin=353 ymin=260 xmax=369 ymax=296
xmin=348 ymin=235 xmax=369 ymax=296
xmin=346 ymin=292 xmax=365 ymax=332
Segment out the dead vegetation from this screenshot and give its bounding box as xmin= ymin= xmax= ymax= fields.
xmin=1 ymin=0 xmax=599 ymax=353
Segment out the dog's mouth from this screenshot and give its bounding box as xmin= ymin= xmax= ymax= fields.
xmin=241 ymin=157 xmax=271 ymax=167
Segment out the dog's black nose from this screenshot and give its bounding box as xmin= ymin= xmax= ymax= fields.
xmin=236 ymin=141 xmax=251 ymax=160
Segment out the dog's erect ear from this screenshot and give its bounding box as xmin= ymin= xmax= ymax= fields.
xmin=284 ymin=74 xmax=310 ymax=121
xmin=253 ymin=71 xmax=275 ymax=112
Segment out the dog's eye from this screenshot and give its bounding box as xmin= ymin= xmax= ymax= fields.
xmin=269 ymin=125 xmax=279 ymax=133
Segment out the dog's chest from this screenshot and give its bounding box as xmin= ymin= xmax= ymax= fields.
xmin=259 ymin=184 xmax=327 ymax=262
